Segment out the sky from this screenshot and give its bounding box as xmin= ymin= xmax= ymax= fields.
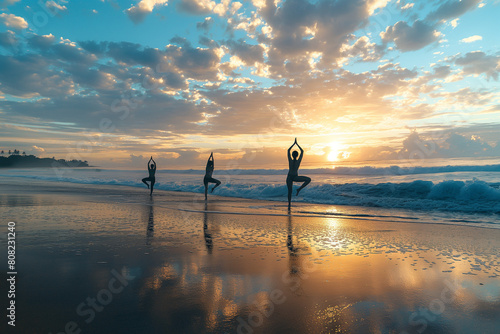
xmin=0 ymin=0 xmax=499 ymax=169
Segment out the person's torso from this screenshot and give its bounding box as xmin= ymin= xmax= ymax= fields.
xmin=288 ymin=160 xmax=299 ymax=175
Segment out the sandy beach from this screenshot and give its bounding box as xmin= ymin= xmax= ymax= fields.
xmin=1 ymin=177 xmax=499 ymax=334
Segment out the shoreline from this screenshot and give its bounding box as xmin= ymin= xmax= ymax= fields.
xmin=1 ymin=176 xmax=499 ymax=333
xmin=1 ymin=175 xmax=499 ymax=230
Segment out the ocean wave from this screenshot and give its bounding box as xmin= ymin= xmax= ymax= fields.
xmin=5 ymin=173 xmax=499 ymax=214
xmin=155 ymin=164 xmax=500 ymax=176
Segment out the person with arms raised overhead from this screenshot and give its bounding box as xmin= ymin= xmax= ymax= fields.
xmin=204 ymin=152 xmax=221 ymax=200
xmin=142 ymin=156 xmax=156 ymax=196
xmin=287 ymin=138 xmax=311 ymax=209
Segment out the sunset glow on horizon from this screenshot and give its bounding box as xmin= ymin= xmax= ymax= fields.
xmin=0 ymin=0 xmax=499 ymax=168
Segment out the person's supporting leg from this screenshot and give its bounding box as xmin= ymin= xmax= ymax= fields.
xmin=294 ymin=176 xmax=311 ymax=196
xmin=286 ymin=175 xmax=293 ymax=209
xmin=150 ymin=178 xmax=155 ymax=196
xmin=204 ymin=180 xmax=208 ymax=200
xmin=210 ymin=178 xmax=221 ymax=193
xmin=142 ymin=177 xmax=150 ymax=189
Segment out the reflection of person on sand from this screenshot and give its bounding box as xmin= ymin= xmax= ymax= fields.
xmin=203 ymin=202 xmax=213 ymax=253
xmin=146 ymin=201 xmax=154 ymax=245
xmin=204 ymin=152 xmax=221 ymax=200
xmin=287 ymin=138 xmax=311 ymax=209
xmin=286 ymin=213 xmax=312 ymax=284
xmin=287 ymin=213 xmax=300 ymax=275
xmin=142 ymin=156 xmax=156 ymax=196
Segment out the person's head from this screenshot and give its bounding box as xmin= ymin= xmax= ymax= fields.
xmin=292 ymin=150 xmax=299 ymax=159
xmin=151 ymin=163 xmax=155 ymax=168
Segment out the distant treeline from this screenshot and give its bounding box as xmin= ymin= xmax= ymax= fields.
xmin=0 ymin=154 xmax=90 ymax=168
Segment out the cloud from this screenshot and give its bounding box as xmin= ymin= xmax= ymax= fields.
xmin=125 ymin=0 xmax=168 ymax=24
xmin=166 ymin=41 xmax=222 ymax=80
xmin=106 ymin=41 xmax=162 ymax=67
xmin=454 ymin=51 xmax=500 ymax=80
xmin=177 ymin=0 xmax=241 ymax=16
xmin=0 ymin=0 xmax=20 ymax=7
xmin=460 ymin=35 xmax=482 ymax=43
xmin=341 ymin=35 xmax=385 ymax=62
xmin=0 ymin=53 xmax=75 ymax=97
xmin=380 ymin=20 xmax=440 ymax=52
xmin=401 ymin=3 xmax=414 ymax=11
xmin=250 ymin=0 xmax=393 ymax=75
xmin=27 ymin=33 xmax=56 ymax=49
xmin=0 ymin=30 xmax=17 ymax=47
xmin=431 ymin=65 xmax=452 ymax=79
xmin=0 ymin=13 xmax=28 ymax=29
xmin=1 ymin=2 xmax=498 ymax=166
xmin=346 ymin=130 xmax=500 ymax=162
xmin=225 ymin=39 xmax=265 ymax=65
xmin=177 ymin=0 xmax=214 ymax=14
xmin=32 ymin=145 xmax=45 ymax=153
xmin=196 ymin=17 xmax=213 ymax=31
xmin=427 ymin=0 xmax=482 ymax=22
xmin=45 ymin=0 xmax=68 ymax=13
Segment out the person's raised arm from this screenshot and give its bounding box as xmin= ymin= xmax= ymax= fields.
xmin=151 ymin=158 xmax=156 ymax=170
xmin=206 ymin=153 xmax=212 ymax=168
xmin=288 ymin=141 xmax=295 ymax=161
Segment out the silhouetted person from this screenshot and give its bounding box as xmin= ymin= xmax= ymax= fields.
xmin=142 ymin=156 xmax=156 ymax=195
xmin=287 ymin=138 xmax=311 ymax=209
xmin=203 ymin=202 xmax=213 ymax=253
xmin=204 ymin=152 xmax=221 ymax=200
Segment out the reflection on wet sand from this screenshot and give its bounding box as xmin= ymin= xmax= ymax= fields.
xmin=203 ymin=202 xmax=213 ymax=253
xmin=5 ymin=188 xmax=500 ymax=334
xmin=146 ymin=199 xmax=154 ymax=245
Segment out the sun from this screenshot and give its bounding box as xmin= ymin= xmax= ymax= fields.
xmin=326 ymin=142 xmax=350 ymax=162
xmin=327 ymin=142 xmax=343 ymax=162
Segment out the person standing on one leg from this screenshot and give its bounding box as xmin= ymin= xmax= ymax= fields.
xmin=204 ymin=152 xmax=221 ymax=200
xmin=287 ymin=138 xmax=311 ymax=209
xmin=142 ymin=156 xmax=156 ymax=196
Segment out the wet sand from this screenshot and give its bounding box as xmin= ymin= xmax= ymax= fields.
xmin=1 ymin=177 xmax=499 ymax=334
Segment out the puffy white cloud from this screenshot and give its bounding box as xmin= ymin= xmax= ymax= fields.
xmin=45 ymin=0 xmax=68 ymax=12
xmin=460 ymin=35 xmax=482 ymax=43
xmin=0 ymin=13 xmax=28 ymax=29
xmin=125 ymin=0 xmax=169 ymax=24
xmin=177 ymin=0 xmax=241 ymax=16
xmin=401 ymin=3 xmax=414 ymax=11
xmin=32 ymin=145 xmax=45 ymax=153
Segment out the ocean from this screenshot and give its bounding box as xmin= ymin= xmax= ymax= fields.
xmin=2 ymin=160 xmax=500 ymax=228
